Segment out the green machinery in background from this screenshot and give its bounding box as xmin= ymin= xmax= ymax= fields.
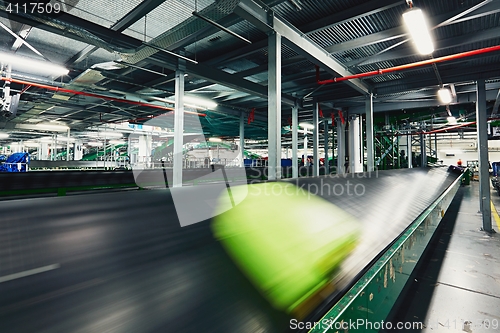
xmin=368 ymin=107 xmax=465 ymax=171
xmin=374 ymin=125 xmax=401 ymax=170
xmin=81 ymin=143 xmax=128 ymax=161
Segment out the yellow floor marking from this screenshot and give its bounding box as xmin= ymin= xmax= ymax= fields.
xmin=489 ymin=201 xmax=500 ymax=231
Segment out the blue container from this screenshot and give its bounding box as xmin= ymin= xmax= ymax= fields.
xmin=492 ymin=162 xmax=500 ymax=176
xmin=281 ymin=159 xmax=292 ymax=167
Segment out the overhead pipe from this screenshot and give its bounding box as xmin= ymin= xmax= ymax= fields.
xmin=417 ymin=121 xmax=475 ymax=135
xmin=385 ymin=122 xmax=475 ymax=137
xmin=390 ymin=117 xmax=500 ymax=136
xmin=192 ymin=11 xmax=252 ymax=44
xmin=0 ymin=77 xmax=206 ymax=117
xmin=316 ymin=44 xmax=500 ymax=84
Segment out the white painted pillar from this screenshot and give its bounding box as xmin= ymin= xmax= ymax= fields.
xmin=73 ymin=140 xmax=83 ymax=160
xmin=240 ymin=112 xmax=245 ymax=167
xmin=349 ymin=115 xmax=363 ymax=173
xmin=337 ymin=118 xmax=345 ymax=174
xmin=366 ymin=93 xmax=374 ymax=172
xmin=39 ymin=143 xmax=49 ymax=160
xmin=268 ymin=31 xmax=282 ymax=180
xmin=138 ymin=134 xmax=151 ymax=169
xmin=292 ymin=103 xmax=298 ymax=178
xmin=66 ymin=129 xmax=70 ymax=161
xmin=313 ymin=102 xmax=319 ymax=176
xmin=173 ymin=68 xmax=185 ymax=187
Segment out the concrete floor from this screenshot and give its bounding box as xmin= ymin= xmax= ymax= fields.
xmin=389 ymin=181 xmax=500 ymax=332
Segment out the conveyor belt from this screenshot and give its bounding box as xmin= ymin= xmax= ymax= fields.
xmin=0 ymin=167 xmax=459 ymax=333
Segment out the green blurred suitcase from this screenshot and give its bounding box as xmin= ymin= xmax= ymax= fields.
xmin=212 ymin=182 xmax=359 ymax=314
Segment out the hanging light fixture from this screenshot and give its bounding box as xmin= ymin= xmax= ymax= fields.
xmin=402 ymin=1 xmax=434 ymax=55
xmin=299 ymin=122 xmax=314 ymax=130
xmin=438 ymin=87 xmax=452 ymax=104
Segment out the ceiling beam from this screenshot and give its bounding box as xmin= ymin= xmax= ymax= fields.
xmin=10 ymin=24 xmax=32 ymax=51
xmin=145 ymin=55 xmax=297 ymax=106
xmin=325 ymin=27 xmax=405 ymax=55
xmin=234 ymin=0 xmax=370 ymax=95
xmin=0 ymin=6 xmax=141 ymax=50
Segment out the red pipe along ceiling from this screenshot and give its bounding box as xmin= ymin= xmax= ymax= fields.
xmin=316 ymin=44 xmax=500 ymax=84
xmin=0 ymin=77 xmax=206 ymax=117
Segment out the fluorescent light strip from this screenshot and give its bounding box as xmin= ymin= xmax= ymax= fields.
xmin=84 ymin=131 xmax=123 ymax=138
xmin=0 ymin=52 xmax=69 ymax=77
xmin=299 ymin=122 xmax=314 ymax=130
xmin=165 ymin=96 xmax=217 ymax=109
xmin=37 ymin=124 xmax=69 ymax=131
xmin=184 ymin=96 xmax=217 ymax=109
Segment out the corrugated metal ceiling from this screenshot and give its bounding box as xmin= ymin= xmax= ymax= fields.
xmin=123 ymin=0 xmax=216 ymax=42
xmin=58 ymin=0 xmax=144 ymax=28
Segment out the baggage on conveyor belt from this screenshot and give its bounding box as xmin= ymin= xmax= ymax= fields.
xmin=212 ymin=182 xmax=359 ymax=318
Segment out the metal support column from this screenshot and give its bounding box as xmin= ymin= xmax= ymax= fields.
xmin=349 ymin=115 xmax=363 ymax=173
xmin=324 ymin=120 xmax=329 ymax=175
xmin=313 ymin=102 xmax=319 ymax=176
xmin=292 ymin=103 xmax=298 ymax=178
xmin=127 ymin=136 xmax=132 ymax=165
xmin=337 ymin=118 xmax=345 ymax=175
xmin=366 ymin=93 xmax=374 ymax=172
xmin=420 ymin=132 xmax=427 ymax=167
xmin=66 ymin=129 xmax=70 ymax=161
xmin=476 ymin=79 xmax=492 ymax=232
xmin=434 ymin=133 xmax=438 ymax=159
xmin=173 ymin=68 xmax=185 ymax=188
xmin=268 ymin=31 xmax=282 ymax=180
xmin=407 ymin=133 xmax=412 ymax=168
xmin=303 ymin=135 xmax=308 ymax=167
xmin=359 ymin=115 xmax=364 ymax=168
xmin=103 ymin=133 xmax=107 ymax=169
xmin=239 ymin=112 xmax=245 ymax=167
xmin=52 ymin=134 xmax=56 ymax=161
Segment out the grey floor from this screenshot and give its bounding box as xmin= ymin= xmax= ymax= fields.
xmin=390 ymin=181 xmax=500 ymax=332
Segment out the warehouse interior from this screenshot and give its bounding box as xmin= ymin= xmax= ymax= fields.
xmin=1 ymin=0 xmax=500 ymax=332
